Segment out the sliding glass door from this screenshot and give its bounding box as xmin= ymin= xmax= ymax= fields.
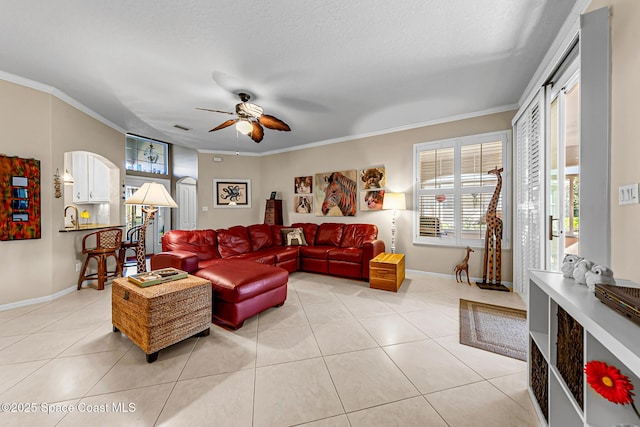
xmin=547 ymin=71 xmax=580 ymax=270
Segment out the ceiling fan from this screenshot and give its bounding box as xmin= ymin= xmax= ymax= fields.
xmin=197 ymin=92 xmax=291 ymax=143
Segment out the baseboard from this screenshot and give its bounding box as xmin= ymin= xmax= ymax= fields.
xmin=405 ymin=268 xmax=513 ymax=289
xmin=0 ymin=285 xmax=77 ymax=312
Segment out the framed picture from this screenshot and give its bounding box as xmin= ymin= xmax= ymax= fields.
xmin=1 ymin=156 xmax=41 ymax=240
xmin=294 ymin=176 xmax=313 ymax=194
xmin=293 ymin=195 xmax=313 ymax=213
xmin=359 ymin=166 xmax=386 ymax=190
xmin=360 ymin=189 xmax=385 ymax=211
xmin=213 ymin=179 xmax=251 ymax=208
xmin=270 ymin=191 xmax=277 ymax=199
xmin=314 ymin=170 xmax=357 ymax=216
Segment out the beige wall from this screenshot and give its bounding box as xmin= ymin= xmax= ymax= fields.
xmin=0 ymin=79 xmax=124 ymax=305
xmin=199 ymin=111 xmax=515 ymax=281
xmin=197 ymin=153 xmax=263 ymax=229
xmin=586 ymin=0 xmax=640 ymax=281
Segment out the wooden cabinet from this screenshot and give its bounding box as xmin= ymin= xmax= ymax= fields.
xmin=369 ymin=253 xmax=405 ymax=292
xmin=72 ymin=152 xmax=110 ymax=203
xmin=264 ymin=199 xmax=283 ymax=225
xmin=528 ymin=270 xmax=640 ymax=426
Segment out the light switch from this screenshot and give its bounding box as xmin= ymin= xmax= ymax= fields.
xmin=202 ymin=206 xmax=209 ymax=211
xmin=618 ymin=183 xmax=639 ymax=205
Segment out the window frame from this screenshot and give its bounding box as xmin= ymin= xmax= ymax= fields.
xmin=125 ymin=133 xmax=171 ymax=178
xmin=413 ymin=130 xmax=511 ymax=249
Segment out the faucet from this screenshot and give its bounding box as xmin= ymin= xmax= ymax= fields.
xmin=64 ymin=205 xmax=79 ymax=229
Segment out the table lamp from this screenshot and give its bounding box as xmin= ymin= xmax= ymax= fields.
xmin=382 ymin=192 xmax=406 ymax=254
xmin=125 ymin=182 xmax=178 ymax=273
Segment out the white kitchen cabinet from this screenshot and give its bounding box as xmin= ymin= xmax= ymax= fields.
xmin=72 ymin=152 xmax=110 ymax=203
xmin=528 ymin=270 xmax=640 ymax=427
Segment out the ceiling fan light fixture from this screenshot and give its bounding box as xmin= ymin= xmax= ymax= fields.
xmin=236 ymin=119 xmax=253 ymax=135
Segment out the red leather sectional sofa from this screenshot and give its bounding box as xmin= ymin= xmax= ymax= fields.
xmin=151 ymin=222 xmax=385 ymax=328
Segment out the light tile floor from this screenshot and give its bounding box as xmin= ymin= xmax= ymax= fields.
xmin=0 ymin=272 xmax=540 ymax=426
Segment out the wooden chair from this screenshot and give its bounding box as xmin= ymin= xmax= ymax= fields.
xmin=118 ymin=225 xmax=143 ymax=269
xmin=77 ymin=228 xmax=123 ymax=290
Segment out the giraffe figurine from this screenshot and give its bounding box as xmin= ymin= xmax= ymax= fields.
xmin=454 ymin=246 xmax=474 ymax=286
xmin=478 ymin=166 xmax=504 ymax=287
xmin=134 ymin=206 xmax=158 ymax=273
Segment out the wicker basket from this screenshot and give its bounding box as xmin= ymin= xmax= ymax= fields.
xmin=112 ymin=276 xmax=211 ymax=355
xmin=556 ymin=305 xmax=584 ymax=409
xmin=530 ymin=337 xmax=548 ymax=422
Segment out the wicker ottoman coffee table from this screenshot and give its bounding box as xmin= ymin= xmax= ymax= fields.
xmin=112 ymin=275 xmax=211 ymax=363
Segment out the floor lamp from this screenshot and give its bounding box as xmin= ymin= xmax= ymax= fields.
xmin=382 ymin=192 xmax=406 ymax=254
xmin=125 ymin=182 xmax=178 ymax=273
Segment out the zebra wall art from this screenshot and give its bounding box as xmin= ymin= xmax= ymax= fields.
xmin=316 ymin=170 xmax=357 ymax=216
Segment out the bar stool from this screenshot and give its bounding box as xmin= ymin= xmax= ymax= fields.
xmin=118 ymin=225 xmax=143 ymax=269
xmin=77 ymin=228 xmax=123 ymax=290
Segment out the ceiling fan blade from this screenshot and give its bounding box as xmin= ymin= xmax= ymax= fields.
xmin=209 ymin=119 xmax=238 ymax=132
xmin=196 ymin=107 xmax=235 ymax=115
xmin=258 ymin=114 xmax=291 ymax=131
xmin=250 ymin=121 xmax=264 ymax=143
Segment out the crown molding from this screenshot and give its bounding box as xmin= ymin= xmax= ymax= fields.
xmin=0 ymin=70 xmax=125 ymax=134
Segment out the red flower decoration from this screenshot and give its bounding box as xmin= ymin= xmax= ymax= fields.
xmin=585 ymin=360 xmax=635 ymax=405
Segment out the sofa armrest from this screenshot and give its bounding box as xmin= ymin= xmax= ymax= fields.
xmin=361 ymin=239 xmax=386 ymax=279
xmin=150 ymin=250 xmax=200 ymax=273
xmin=363 ymin=239 xmax=385 ymax=258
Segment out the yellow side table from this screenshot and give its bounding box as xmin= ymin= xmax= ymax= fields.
xmin=369 ymin=252 xmax=405 ymax=292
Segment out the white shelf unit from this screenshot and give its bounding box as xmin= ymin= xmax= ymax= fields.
xmin=528 ymin=270 xmax=640 ymax=427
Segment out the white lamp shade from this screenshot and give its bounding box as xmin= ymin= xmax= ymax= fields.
xmin=62 ymin=169 xmax=75 ymax=184
xmin=236 ymin=120 xmax=253 ymax=135
xmin=125 ymin=182 xmax=178 ymax=207
xmin=382 ymin=192 xmax=406 ymax=210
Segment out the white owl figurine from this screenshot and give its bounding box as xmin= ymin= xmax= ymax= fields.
xmin=561 ymin=254 xmax=583 ymax=278
xmin=573 ymin=259 xmax=595 ymax=285
xmin=585 ymin=265 xmax=616 ymax=292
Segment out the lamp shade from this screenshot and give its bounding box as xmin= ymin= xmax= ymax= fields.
xmin=236 ymin=120 xmax=253 ymax=135
xmin=62 ymin=169 xmax=75 ymax=185
xmin=125 ymin=182 xmax=178 ymax=207
xmin=382 ymin=192 xmax=406 ymax=210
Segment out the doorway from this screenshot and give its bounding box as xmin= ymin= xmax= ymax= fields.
xmin=124 ymin=177 xmax=172 ymax=256
xmin=176 ymin=177 xmax=198 ymax=230
xmin=547 ymin=70 xmax=580 ymax=270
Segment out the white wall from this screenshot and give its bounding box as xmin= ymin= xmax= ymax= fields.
xmin=587 ymin=0 xmax=640 ymax=281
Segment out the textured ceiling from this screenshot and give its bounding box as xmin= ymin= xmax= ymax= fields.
xmin=0 ymin=0 xmax=577 ymax=154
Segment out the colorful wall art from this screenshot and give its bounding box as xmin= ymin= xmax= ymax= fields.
xmin=0 ymin=155 xmax=41 ymax=240
xmin=359 ymin=166 xmax=386 ymax=211
xmin=314 ymin=170 xmax=357 ymax=216
xmin=294 ymin=195 xmax=313 ymax=213
xmin=294 ymin=176 xmax=312 ymax=194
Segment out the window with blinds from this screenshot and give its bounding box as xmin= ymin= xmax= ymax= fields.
xmin=414 ymin=131 xmax=510 ymax=247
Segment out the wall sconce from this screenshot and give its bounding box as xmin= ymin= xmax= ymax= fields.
xmin=53 ymin=169 xmax=62 ymax=198
xmin=62 ymin=169 xmax=74 ymax=184
xmin=54 ymin=168 xmax=75 ymax=199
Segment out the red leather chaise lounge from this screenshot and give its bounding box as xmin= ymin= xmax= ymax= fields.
xmin=151 ymin=223 xmax=384 ymax=328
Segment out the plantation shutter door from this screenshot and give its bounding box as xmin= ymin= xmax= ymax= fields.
xmin=514 ymin=91 xmax=544 ymax=297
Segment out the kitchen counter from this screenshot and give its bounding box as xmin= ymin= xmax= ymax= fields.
xmin=59 ymin=224 xmax=125 ymax=232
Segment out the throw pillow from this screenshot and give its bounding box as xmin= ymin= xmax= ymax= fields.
xmin=281 ymin=227 xmax=308 ymax=246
